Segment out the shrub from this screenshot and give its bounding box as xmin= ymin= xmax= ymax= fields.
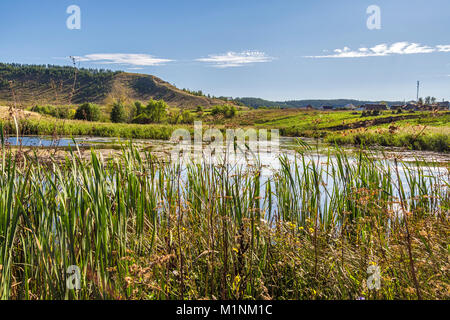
xmin=211 ymin=105 xmax=237 ymax=118
xmin=181 ymin=110 xmax=194 ymax=124
xmin=126 ymin=103 xmax=137 ymax=123
xmin=132 ymin=113 xmax=152 ymax=124
xmin=168 ymin=112 xmax=182 ymax=125
xmin=31 ymin=105 xmax=72 ymax=119
xmin=134 ymin=101 xmax=144 ymax=116
xmin=74 ymin=103 xmax=101 ymax=122
xmin=110 ymin=101 xmax=127 ymax=123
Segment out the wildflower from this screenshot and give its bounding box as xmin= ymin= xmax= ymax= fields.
xmin=124 ymin=276 xmax=133 ymax=285
xmin=419 ymin=230 xmax=428 ymax=237
xmin=232 ymin=247 xmax=239 ymax=254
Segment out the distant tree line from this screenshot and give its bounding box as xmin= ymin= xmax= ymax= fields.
xmin=0 ymin=63 xmax=121 ymax=103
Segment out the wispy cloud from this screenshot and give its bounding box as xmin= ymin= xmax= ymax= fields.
xmin=437 ymin=45 xmax=450 ymax=52
xmin=197 ymin=51 xmax=274 ymax=68
xmin=74 ymin=53 xmax=173 ymax=66
xmin=306 ymin=42 xmax=450 ymax=58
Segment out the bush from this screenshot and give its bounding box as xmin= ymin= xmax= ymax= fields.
xmin=132 ymin=113 xmax=152 ymax=124
xmin=31 ymin=105 xmax=72 ymax=119
xmin=211 ymin=105 xmax=237 ymax=118
xmin=134 ymin=101 xmax=144 ymax=116
xmin=74 ymin=103 xmax=101 ymax=122
xmin=127 ymin=103 xmax=137 ymax=123
xmin=168 ymin=112 xmax=181 ymax=125
xmin=110 ymin=102 xmax=127 ymax=123
xmin=181 ymin=110 xmax=194 ymax=124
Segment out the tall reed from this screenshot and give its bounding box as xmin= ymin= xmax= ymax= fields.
xmin=0 ymin=142 xmax=448 ymax=300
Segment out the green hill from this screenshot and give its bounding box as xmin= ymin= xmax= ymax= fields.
xmin=236 ymin=97 xmax=405 ymax=109
xmin=0 ymin=63 xmax=226 ymax=108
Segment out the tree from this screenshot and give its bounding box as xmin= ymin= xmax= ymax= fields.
xmin=131 ymin=99 xmax=169 ymax=124
xmin=74 ymin=103 xmax=101 ymax=121
xmin=127 ymin=103 xmax=137 ymax=123
xmin=145 ymin=99 xmax=168 ymax=123
xmin=110 ymin=101 xmax=127 ymax=123
xmin=134 ymin=101 xmax=144 ymax=115
xmin=211 ymin=104 xmax=237 ymax=118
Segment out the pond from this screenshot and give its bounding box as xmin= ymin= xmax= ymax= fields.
xmin=4 ymin=135 xmax=450 ymax=165
xmin=3 ymin=135 xmax=448 ymax=221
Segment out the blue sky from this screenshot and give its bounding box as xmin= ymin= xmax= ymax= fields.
xmin=0 ymin=0 xmax=449 ymax=101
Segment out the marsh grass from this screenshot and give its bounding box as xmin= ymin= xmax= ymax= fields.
xmin=326 ymin=126 xmax=450 ymax=153
xmin=0 ymin=136 xmax=448 ymax=300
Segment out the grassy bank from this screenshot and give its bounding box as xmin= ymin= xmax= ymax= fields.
xmin=0 ymin=144 xmax=448 ymax=300
xmin=0 ymin=118 xmax=180 ymax=140
xmin=326 ymin=127 xmax=450 ymax=152
xmin=1 ymin=107 xmax=449 ymax=152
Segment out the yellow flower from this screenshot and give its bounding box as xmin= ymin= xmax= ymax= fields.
xmin=309 ymin=228 xmax=315 ymax=234
xmin=233 ymin=247 xmax=239 ymax=254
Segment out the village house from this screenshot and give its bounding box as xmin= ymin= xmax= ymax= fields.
xmin=404 ymin=103 xmax=418 ymax=111
xmin=418 ymin=105 xmax=433 ymax=111
xmin=438 ymin=101 xmax=449 ymax=110
xmin=363 ymin=104 xmax=388 ymax=111
xmin=344 ymin=103 xmax=356 ymax=110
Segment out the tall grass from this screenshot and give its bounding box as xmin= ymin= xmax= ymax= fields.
xmin=326 ymin=128 xmax=450 ymax=152
xmin=0 ymin=118 xmax=178 ymax=140
xmin=0 ymin=141 xmax=448 ymax=300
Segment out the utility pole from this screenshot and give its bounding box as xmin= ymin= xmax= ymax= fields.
xmin=68 ymin=56 xmax=78 ymax=105
xmin=416 ymin=81 xmax=420 ymax=102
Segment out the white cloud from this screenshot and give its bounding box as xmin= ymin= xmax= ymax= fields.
xmin=437 ymin=45 xmax=450 ymax=52
xmin=74 ymin=53 xmax=173 ymax=66
xmin=306 ymin=42 xmax=445 ymax=58
xmin=196 ymin=51 xmax=274 ymax=68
